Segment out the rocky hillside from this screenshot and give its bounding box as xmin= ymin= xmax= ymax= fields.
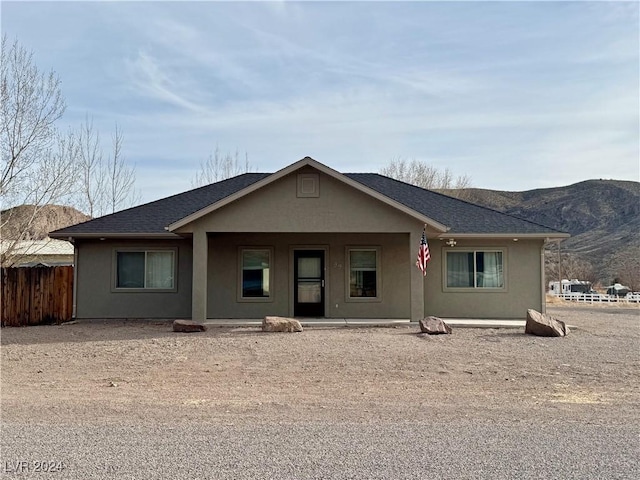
xmin=443 ymin=180 xmax=639 ymax=286
xmin=2 ymin=181 xmax=637 ymax=287
xmin=0 ymin=205 xmax=91 ymax=240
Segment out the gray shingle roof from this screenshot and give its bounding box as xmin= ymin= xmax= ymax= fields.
xmin=51 ymin=173 xmax=270 ymax=236
xmin=51 ymin=170 xmax=564 ymax=237
xmin=345 ymin=173 xmax=563 ymax=235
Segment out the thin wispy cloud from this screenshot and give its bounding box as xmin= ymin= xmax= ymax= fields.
xmin=2 ymin=0 xmax=637 ymax=203
xmin=125 ymin=50 xmax=208 ymax=114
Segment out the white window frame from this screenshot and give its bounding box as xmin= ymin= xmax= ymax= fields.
xmin=238 ymin=247 xmax=274 ymax=303
xmin=345 ymin=247 xmax=382 ymax=302
xmin=112 ymin=248 xmax=177 ymax=292
xmin=443 ymin=248 xmax=506 ymax=291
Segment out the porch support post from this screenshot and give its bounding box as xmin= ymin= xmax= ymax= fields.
xmin=192 ymin=230 xmax=208 ymax=321
xmin=409 ymin=230 xmax=425 ymax=322
xmin=540 ymin=241 xmax=547 ymax=314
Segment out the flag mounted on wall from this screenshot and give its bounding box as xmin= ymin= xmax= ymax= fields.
xmin=416 ymin=227 xmax=431 ymax=276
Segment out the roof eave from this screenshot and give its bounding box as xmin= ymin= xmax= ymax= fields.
xmin=436 ymin=233 xmax=570 ymax=240
xmin=49 ymin=232 xmax=183 ymax=240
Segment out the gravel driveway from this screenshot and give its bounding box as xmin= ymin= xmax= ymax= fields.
xmin=2 ymin=421 xmax=637 ymax=479
xmin=1 ymin=304 xmax=638 ymax=478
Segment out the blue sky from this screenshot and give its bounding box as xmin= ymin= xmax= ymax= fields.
xmin=2 ymin=0 xmax=638 ymax=204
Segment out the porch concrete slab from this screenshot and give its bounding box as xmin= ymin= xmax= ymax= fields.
xmin=441 ymin=319 xmax=525 ymax=329
xmin=203 ymin=320 xmax=263 ymax=327
xmin=202 ymin=319 xmax=411 ymax=327
xmin=202 ymin=318 xmax=527 ymax=328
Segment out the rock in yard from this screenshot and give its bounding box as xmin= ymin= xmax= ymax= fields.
xmin=525 ymin=309 xmax=569 ymax=337
xmin=262 ymin=316 xmax=303 ymax=333
xmin=173 ymin=320 xmax=207 ymax=333
xmin=419 ymin=316 xmax=452 ymax=335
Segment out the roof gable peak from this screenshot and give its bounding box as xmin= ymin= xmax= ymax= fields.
xmin=168 ymin=157 xmax=449 ymax=232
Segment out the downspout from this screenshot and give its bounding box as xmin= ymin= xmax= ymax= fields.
xmin=72 ymin=239 xmax=78 ymax=319
xmin=541 ymin=239 xmax=548 ymax=314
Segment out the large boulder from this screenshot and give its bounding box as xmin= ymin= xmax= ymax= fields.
xmin=173 ymin=320 xmax=207 ymax=333
xmin=419 ymin=316 xmax=452 ymax=335
xmin=525 ymin=309 xmax=569 ymax=337
xmin=262 ymin=316 xmax=303 ymax=333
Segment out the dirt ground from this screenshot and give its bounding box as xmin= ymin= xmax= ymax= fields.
xmin=1 ymin=304 xmax=638 ymax=426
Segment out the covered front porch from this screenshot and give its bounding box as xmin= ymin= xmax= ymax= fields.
xmin=189 ymin=231 xmax=427 ymax=322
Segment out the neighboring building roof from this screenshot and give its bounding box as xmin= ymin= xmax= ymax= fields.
xmin=0 ymin=238 xmax=74 ymax=256
xmin=50 ymin=158 xmax=567 ymax=238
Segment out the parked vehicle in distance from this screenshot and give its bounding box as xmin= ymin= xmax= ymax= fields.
xmin=606 ymin=283 xmax=631 ymax=297
xmin=548 ymin=279 xmax=592 ymax=296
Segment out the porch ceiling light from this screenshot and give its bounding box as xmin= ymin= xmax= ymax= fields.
xmin=446 ymin=239 xmax=457 ymax=247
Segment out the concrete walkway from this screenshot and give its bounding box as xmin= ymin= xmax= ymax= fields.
xmin=203 ymin=318 xmax=526 ymax=329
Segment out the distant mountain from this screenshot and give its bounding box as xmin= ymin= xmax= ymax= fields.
xmin=2 ymin=182 xmax=637 ymax=286
xmin=442 ymin=180 xmax=640 ymax=285
xmin=0 ymin=204 xmax=91 ymax=240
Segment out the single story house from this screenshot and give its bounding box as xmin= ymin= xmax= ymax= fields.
xmin=50 ymin=157 xmax=568 ymax=321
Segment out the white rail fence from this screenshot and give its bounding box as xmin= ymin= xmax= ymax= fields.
xmin=554 ymin=293 xmax=640 ymax=304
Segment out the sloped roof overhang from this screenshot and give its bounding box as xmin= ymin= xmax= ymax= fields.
xmin=436 ymin=233 xmax=570 ymax=240
xmin=50 ymin=232 xmax=182 ymax=240
xmin=167 ymin=157 xmax=449 ymax=233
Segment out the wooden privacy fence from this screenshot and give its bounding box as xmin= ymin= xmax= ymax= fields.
xmin=1 ymin=266 xmax=74 ymax=327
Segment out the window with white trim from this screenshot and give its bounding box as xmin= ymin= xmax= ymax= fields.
xmin=446 ymin=250 xmax=504 ymax=289
xmin=240 ymin=249 xmax=272 ymax=299
xmin=348 ymin=248 xmax=379 ymax=299
xmin=116 ymin=250 xmax=175 ymax=289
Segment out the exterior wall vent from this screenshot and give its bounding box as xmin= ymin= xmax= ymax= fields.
xmin=297 ymin=173 xmax=319 ymax=198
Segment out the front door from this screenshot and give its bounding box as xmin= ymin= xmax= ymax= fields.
xmin=294 ymin=250 xmax=325 ymax=317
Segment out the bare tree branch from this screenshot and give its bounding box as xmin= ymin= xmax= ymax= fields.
xmin=74 ymin=118 xmax=139 ymax=216
xmin=192 ymin=146 xmax=252 ymax=187
xmin=0 ymin=36 xmax=74 ymax=266
xmin=610 ymin=254 xmax=640 ymax=291
xmin=75 ymin=115 xmax=105 ymax=217
xmin=1 ymin=37 xmax=140 ymax=265
xmin=379 ymin=157 xmax=472 ymax=193
xmin=545 ymin=251 xmax=597 ymax=286
xmin=107 ymin=124 xmax=139 ymax=214
xmin=1 ymin=36 xmax=65 ymax=196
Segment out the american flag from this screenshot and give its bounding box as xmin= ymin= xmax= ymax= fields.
xmin=416 ymin=227 xmax=430 ymax=276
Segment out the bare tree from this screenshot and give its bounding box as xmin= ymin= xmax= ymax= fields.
xmin=76 ymin=116 xmax=105 ymax=217
xmin=192 ymin=146 xmax=252 ymax=187
xmin=611 ymin=253 xmax=640 ymax=291
xmin=75 ymin=117 xmax=138 ymax=217
xmin=0 ymin=37 xmax=139 ymax=265
xmin=545 ymin=251 xmax=596 ymax=285
xmin=379 ymin=157 xmax=472 ymax=191
xmin=1 ymin=36 xmax=65 ymax=196
xmin=106 ymin=124 xmax=138 ymax=213
xmin=0 ymin=36 xmax=78 ymax=266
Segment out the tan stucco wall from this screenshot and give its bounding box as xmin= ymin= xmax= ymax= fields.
xmin=424 ymin=238 xmax=544 ymax=319
xmin=207 ymin=232 xmax=411 ymax=319
xmin=176 ymin=167 xmax=430 ymax=235
xmin=75 ymin=239 xmax=193 ymax=319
